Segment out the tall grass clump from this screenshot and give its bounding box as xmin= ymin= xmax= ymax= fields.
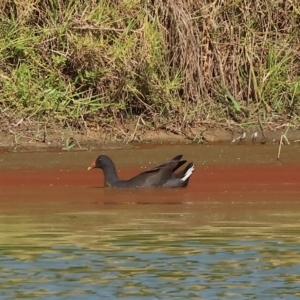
xmin=0 ymin=0 xmax=300 ymax=136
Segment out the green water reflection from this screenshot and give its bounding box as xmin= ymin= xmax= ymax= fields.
xmin=1 ymin=203 xmax=300 ymax=299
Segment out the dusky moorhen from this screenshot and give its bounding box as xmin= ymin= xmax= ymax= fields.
xmin=87 ymin=154 xmax=194 ymax=188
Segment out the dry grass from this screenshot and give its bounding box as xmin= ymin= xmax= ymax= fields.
xmin=0 ymin=0 xmax=300 ymax=138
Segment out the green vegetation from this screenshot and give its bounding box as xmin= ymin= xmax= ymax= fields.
xmin=0 ymin=0 xmax=300 ymax=138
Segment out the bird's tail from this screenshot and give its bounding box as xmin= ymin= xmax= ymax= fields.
xmin=181 ymin=163 xmax=195 ymax=182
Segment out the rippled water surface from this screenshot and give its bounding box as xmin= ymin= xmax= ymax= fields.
xmin=1 ymin=144 xmax=300 ymax=299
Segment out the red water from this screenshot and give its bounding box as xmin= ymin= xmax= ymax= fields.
xmin=1 ymin=144 xmax=300 ymax=215
xmin=1 ymin=145 xmax=300 ymax=300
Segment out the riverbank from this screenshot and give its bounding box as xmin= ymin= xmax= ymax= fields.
xmin=0 ymin=118 xmax=297 ymax=152
xmin=1 ymin=0 xmax=300 ymax=152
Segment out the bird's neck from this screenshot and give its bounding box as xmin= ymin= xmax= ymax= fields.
xmin=103 ymin=164 xmax=119 ymax=183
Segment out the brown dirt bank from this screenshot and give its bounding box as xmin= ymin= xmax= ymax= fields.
xmin=0 ymin=119 xmax=299 ymax=152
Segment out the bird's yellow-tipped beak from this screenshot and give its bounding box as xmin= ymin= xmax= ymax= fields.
xmin=87 ymin=161 xmax=96 ymax=171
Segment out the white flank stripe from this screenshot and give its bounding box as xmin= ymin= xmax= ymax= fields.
xmin=181 ymin=164 xmax=195 ymax=181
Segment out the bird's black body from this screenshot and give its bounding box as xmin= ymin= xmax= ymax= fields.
xmin=88 ymin=154 xmax=194 ymax=188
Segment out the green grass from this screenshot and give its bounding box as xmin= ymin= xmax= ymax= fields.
xmin=0 ymin=0 xmax=300 ymax=139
